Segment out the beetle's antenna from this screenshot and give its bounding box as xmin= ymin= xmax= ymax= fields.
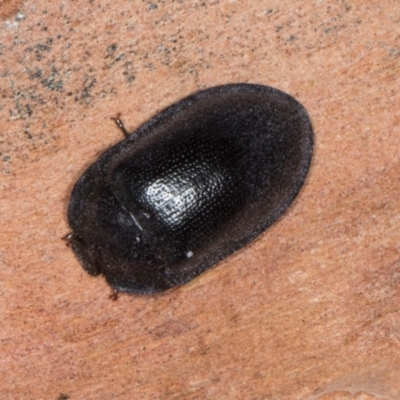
xmin=111 ymin=113 xmax=130 ymax=137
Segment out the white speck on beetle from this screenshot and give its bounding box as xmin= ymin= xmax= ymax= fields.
xmin=186 ymin=251 xmax=194 ymax=258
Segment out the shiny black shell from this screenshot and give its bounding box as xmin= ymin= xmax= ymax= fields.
xmin=67 ymin=83 xmax=313 ymax=294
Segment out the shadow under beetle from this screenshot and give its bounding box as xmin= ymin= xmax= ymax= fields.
xmin=66 ymin=83 xmax=313 ymax=294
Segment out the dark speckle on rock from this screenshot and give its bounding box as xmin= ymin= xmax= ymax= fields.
xmin=78 ymin=76 xmax=97 ymax=104
xmin=147 ymin=2 xmax=158 ymax=10
xmin=40 ymin=67 xmax=63 ymax=92
xmin=107 ymin=43 xmax=118 ymax=57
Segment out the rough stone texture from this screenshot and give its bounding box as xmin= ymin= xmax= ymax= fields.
xmin=0 ymin=1 xmax=399 ymax=399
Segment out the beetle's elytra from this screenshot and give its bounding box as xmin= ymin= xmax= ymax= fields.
xmin=67 ymin=83 xmax=313 ymax=294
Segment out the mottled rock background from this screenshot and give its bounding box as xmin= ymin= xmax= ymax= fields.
xmin=0 ymin=0 xmax=399 ymax=399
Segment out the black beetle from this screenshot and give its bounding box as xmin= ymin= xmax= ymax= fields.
xmin=67 ymin=83 xmax=313 ymax=294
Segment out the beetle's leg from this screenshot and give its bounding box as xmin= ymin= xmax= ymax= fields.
xmin=63 ymin=231 xmax=77 ymax=247
xmin=110 ymin=113 xmax=130 ymax=137
xmin=109 ymin=289 xmax=119 ymax=301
